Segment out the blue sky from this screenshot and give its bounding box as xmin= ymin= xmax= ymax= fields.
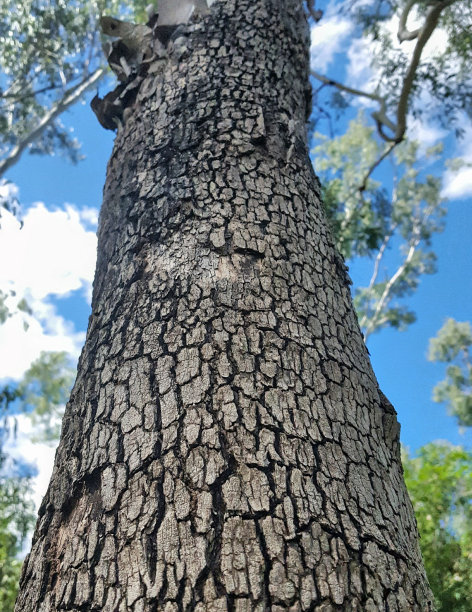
xmin=0 ymin=3 xmax=471 ymax=509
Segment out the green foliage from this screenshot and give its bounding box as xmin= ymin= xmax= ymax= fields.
xmin=313 ymin=113 xmax=447 ymax=340
xmin=0 ymin=389 xmax=35 ymax=612
xmin=428 ymin=319 xmax=472 ymax=427
xmin=17 ymin=351 xmax=76 ymax=443
xmin=0 ymin=291 xmax=9 ymax=325
xmin=0 ymin=179 xmax=20 ymax=221
xmin=0 ymin=351 xmax=75 ymax=605
xmin=314 ymin=117 xmax=390 ymax=259
xmin=0 ymin=477 xmax=35 ymax=612
xmin=0 ymin=289 xmax=33 ymax=332
xmin=0 ymin=0 xmax=98 ymax=162
xmin=403 ymin=443 xmax=472 ymax=611
xmin=0 ymin=0 xmax=150 ymax=174
xmin=348 ymin=0 xmax=472 ymax=136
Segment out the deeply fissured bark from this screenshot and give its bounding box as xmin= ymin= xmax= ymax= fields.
xmin=16 ymin=1 xmax=433 ymax=610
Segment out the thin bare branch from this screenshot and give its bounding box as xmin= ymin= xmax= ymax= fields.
xmin=306 ymin=0 xmax=323 ymax=22
xmin=0 ymin=83 xmax=65 ymax=106
xmin=398 ymin=0 xmax=422 ymax=42
xmin=0 ymin=67 xmax=105 ymax=179
xmin=310 ymin=69 xmax=397 ymax=137
xmin=310 ymin=69 xmax=383 ymax=107
xmin=367 ymin=227 xmax=396 ymax=290
xmin=362 ymin=237 xmax=419 ymax=342
xmin=359 ymin=141 xmax=398 ymax=192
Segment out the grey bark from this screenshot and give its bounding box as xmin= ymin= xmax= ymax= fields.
xmin=15 ymin=0 xmax=433 ymax=610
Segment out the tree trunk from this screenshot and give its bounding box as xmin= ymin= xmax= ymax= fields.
xmin=16 ymin=1 xmax=433 ymax=610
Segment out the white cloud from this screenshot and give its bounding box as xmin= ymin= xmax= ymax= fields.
xmin=0 ymin=198 xmax=97 ymax=515
xmin=345 ymin=37 xmax=377 ymax=97
xmin=0 ymin=201 xmax=98 ymax=380
xmin=0 ymin=307 xmax=84 ymax=380
xmin=310 ymin=16 xmax=354 ymax=72
xmin=344 ymin=9 xmax=450 ymax=95
xmin=442 ymin=166 xmax=472 ymax=200
xmin=4 ymin=415 xmax=56 ymax=511
xmin=0 ymin=179 xmax=21 ymax=219
xmin=441 ymin=122 xmax=472 ymax=200
xmin=0 ymin=203 xmax=97 ymax=301
xmin=408 ymin=116 xmax=447 ymax=149
xmin=0 ymin=179 xmax=19 ymax=202
xmin=77 ymin=205 xmax=99 ymax=228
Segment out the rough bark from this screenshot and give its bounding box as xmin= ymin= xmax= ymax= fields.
xmin=16 ymin=0 xmax=434 ymax=610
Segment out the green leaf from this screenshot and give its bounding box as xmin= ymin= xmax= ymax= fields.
xmin=403 ymin=443 xmax=472 ymax=611
xmin=428 ymin=319 xmax=472 ymax=427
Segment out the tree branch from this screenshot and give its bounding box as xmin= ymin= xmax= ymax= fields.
xmin=0 ymin=83 xmax=65 ymax=107
xmin=398 ymin=0 xmax=422 ymax=42
xmin=310 ymin=69 xmax=397 ymax=137
xmin=393 ymin=0 xmax=456 ymax=143
xmin=0 ymin=67 xmax=105 ymax=179
xmin=344 ymin=142 xmax=398 ymax=239
xmin=367 ymin=227 xmax=396 ymax=291
xmin=311 ymin=0 xmax=458 ymax=144
xmin=358 ymin=141 xmax=398 ymax=193
xmin=362 ymin=237 xmax=419 ymax=342
xmin=306 ymin=0 xmax=323 ymax=22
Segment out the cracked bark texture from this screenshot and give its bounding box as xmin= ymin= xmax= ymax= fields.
xmin=15 ymin=1 xmax=434 ymax=610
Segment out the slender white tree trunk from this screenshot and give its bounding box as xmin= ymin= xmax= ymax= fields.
xmin=15 ymin=1 xmax=433 ymax=610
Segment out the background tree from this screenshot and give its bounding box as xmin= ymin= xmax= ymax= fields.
xmin=0 ymin=477 xmax=35 ymax=612
xmin=403 ymin=443 xmax=472 ymax=612
xmin=428 ymin=318 xmax=472 ymax=427
xmin=0 ymin=0 xmax=151 ymax=182
xmin=311 ymin=0 xmax=472 ymax=144
xmin=0 ymin=388 xmax=35 ymax=612
xmin=313 ymin=114 xmax=447 ymax=341
xmin=0 ymin=353 xmax=74 ymax=610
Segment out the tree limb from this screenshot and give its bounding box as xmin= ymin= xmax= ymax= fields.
xmin=393 ymin=0 xmax=457 ymax=143
xmin=0 ymin=67 xmax=105 ymax=179
xmin=311 ymin=0 xmax=458 ymax=144
xmin=398 ymin=0 xmax=422 ymax=42
xmin=367 ymin=226 xmax=396 ymax=290
xmin=362 ymin=237 xmax=419 ymax=342
xmin=306 ymin=0 xmax=323 ymax=22
xmin=358 ymin=141 xmax=398 ymax=193
xmin=310 ymin=69 xmax=397 ymax=136
xmin=0 ymin=83 xmax=65 ymax=107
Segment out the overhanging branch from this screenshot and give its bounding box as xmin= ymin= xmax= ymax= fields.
xmin=311 ymin=0 xmax=459 ymax=144
xmin=0 ymin=67 xmax=105 ymax=179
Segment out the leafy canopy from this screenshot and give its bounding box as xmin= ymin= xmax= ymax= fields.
xmin=313 ymin=113 xmax=446 ymax=340
xmin=338 ymin=0 xmax=472 ymax=140
xmin=428 ymin=319 xmax=472 ymax=427
xmin=17 ymin=351 xmax=76 ymax=443
xmin=403 ymin=443 xmax=472 ymax=612
xmin=0 ymin=0 xmax=150 ymax=180
xmin=0 ymin=388 xmax=35 ymax=612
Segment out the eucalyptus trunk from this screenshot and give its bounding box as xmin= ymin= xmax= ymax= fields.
xmin=15 ymin=1 xmax=433 ymax=610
